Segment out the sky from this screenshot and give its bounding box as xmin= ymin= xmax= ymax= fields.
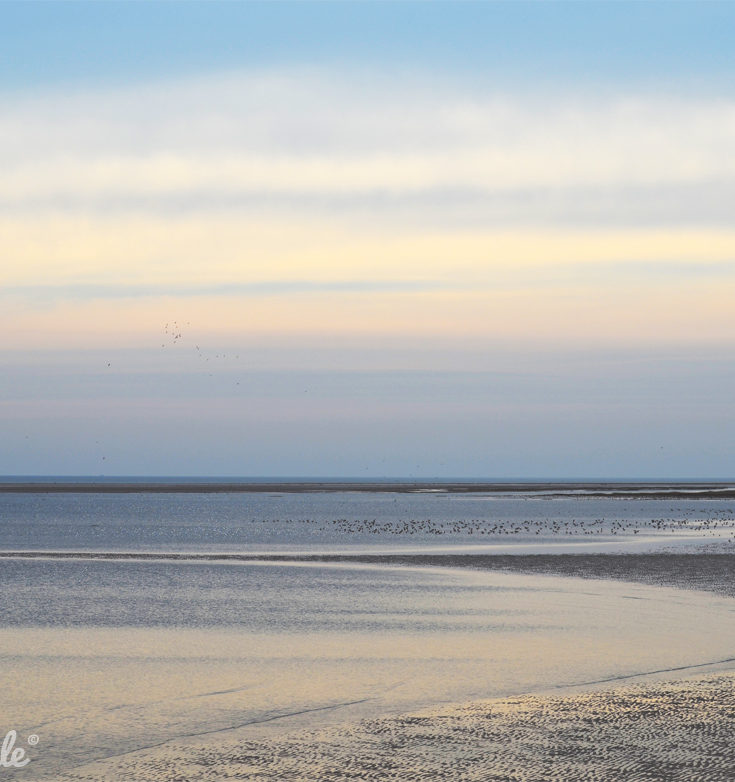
xmin=2 ymin=1 xmax=735 ymax=478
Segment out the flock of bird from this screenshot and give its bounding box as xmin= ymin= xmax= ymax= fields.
xmin=161 ymin=321 xmax=186 ymax=345
xmin=251 ymin=506 xmax=735 ymax=543
xmin=160 ymin=321 xmax=241 ymax=379
xmin=97 ymin=322 xmax=246 ymax=464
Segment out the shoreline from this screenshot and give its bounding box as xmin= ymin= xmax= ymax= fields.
xmin=3 ymin=550 xmax=734 ymax=599
xmin=2 ymin=479 xmax=735 ymax=498
xmin=294 ymin=552 xmax=735 ymax=599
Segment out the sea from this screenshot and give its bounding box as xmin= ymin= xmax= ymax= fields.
xmin=1 ymin=478 xmax=734 ymax=779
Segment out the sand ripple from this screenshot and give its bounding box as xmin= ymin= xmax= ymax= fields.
xmin=62 ymin=672 xmax=735 ymax=782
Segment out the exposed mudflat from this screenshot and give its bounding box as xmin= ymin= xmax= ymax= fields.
xmin=275 ymin=552 xmax=735 ymax=598
xmin=3 ymin=479 xmax=735 ymax=499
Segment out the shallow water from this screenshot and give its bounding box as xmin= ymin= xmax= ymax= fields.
xmin=1 ymin=489 xmax=734 ymax=553
xmin=2 ymin=488 xmax=734 ymax=778
xmin=2 ymin=559 xmax=735 ymax=779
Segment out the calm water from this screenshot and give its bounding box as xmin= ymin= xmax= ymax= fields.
xmin=1 ymin=487 xmax=735 ymax=778
xmin=1 ymin=488 xmax=734 ymax=553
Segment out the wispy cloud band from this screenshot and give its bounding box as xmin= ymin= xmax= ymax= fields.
xmin=2 ymin=70 xmax=734 ymax=219
xmin=4 ymin=68 xmax=735 ymax=351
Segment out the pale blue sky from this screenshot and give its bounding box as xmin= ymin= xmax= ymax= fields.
xmin=2 ymin=2 xmax=734 ymax=91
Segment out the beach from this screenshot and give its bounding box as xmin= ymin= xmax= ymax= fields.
xmin=4 ymin=553 xmax=735 ymax=780
xmin=2 ymin=485 xmax=734 ymax=780
xmin=58 ymin=670 xmax=735 ymax=781
xmin=34 ymin=551 xmax=735 ymax=782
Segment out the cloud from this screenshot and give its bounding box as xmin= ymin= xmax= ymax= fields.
xmin=1 ymin=279 xmax=448 ymax=302
xmin=4 ymin=205 xmax=735 ymax=288
xmin=3 ymin=260 xmax=735 ymax=305
xmin=4 ymin=68 xmax=735 ymax=352
xmin=2 ymin=69 xmax=734 ymax=216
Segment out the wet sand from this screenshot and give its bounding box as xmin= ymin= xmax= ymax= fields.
xmin=13 ymin=558 xmax=735 ymax=780
xmin=272 ymin=552 xmax=735 ymax=599
xmin=26 ymin=553 xmax=735 ymax=781
xmin=59 ymin=671 xmax=735 ymax=781
xmin=5 ymin=489 xmax=733 ymax=779
xmin=3 ymin=553 xmax=734 ymax=600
